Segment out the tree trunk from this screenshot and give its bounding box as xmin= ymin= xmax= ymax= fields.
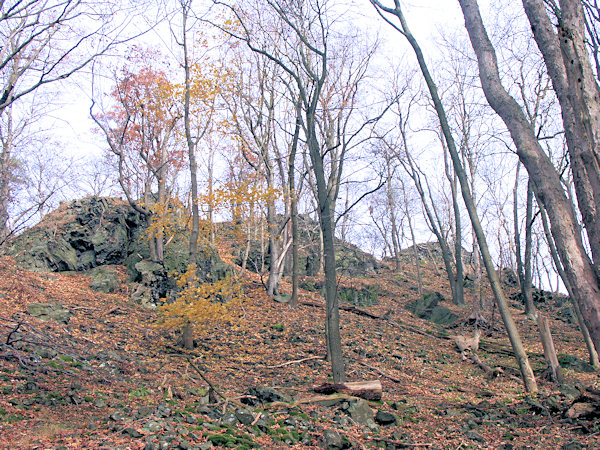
xmin=266 ymin=199 xmax=281 ymax=297
xmin=0 ymin=110 xmax=12 ymax=244
xmin=288 ymin=102 xmax=301 ymax=308
xmin=444 ymin=138 xmax=465 ymax=306
xmin=183 ymin=321 xmax=194 ymax=350
xmin=460 ymin=0 xmax=600 ymax=354
xmin=313 ymin=380 xmax=382 ymax=401
xmin=515 ymin=171 xmax=537 ymax=319
xmin=308 ymin=119 xmax=345 ymax=383
xmin=401 ymin=143 xmax=456 ymax=302
xmin=536 ymin=313 xmax=564 ymax=382
xmin=373 ymin=0 xmax=538 ymax=392
xmin=537 ymin=195 xmax=600 ymax=368
xmin=182 ymin=8 xmax=200 ymax=266
xmin=403 ymin=182 xmax=423 ymax=295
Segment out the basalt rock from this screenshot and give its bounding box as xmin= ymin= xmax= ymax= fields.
xmin=406 ymin=292 xmax=457 ymax=326
xmin=8 ymin=197 xmax=144 ymax=273
xmin=7 ymin=196 xmax=229 ymax=307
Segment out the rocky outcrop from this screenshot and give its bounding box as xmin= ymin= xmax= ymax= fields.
xmin=27 ymin=302 xmax=72 ymax=324
xmin=8 ymin=197 xmax=144 ymax=272
xmin=406 ymin=292 xmax=458 ymax=326
xmin=7 ymin=196 xmax=229 ymax=307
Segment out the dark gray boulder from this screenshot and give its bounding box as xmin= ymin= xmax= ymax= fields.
xmin=406 ymin=292 xmax=458 ymax=326
xmin=89 ymin=266 xmax=120 ymax=293
xmin=8 ymin=197 xmax=144 ymax=272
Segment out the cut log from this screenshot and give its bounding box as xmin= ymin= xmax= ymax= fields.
xmin=313 ymin=380 xmax=382 ymax=401
xmin=565 ymin=402 xmax=598 ymax=419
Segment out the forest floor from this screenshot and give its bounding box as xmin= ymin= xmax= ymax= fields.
xmin=0 ymin=254 xmax=599 ymax=449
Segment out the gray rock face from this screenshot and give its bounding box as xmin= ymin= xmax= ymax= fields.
xmin=8 ymin=196 xmax=228 ymax=307
xmin=27 ymin=302 xmax=71 ymax=324
xmin=235 ymin=409 xmax=254 ymax=425
xmin=9 ymin=197 xmax=143 ymax=272
xmin=89 ymin=266 xmax=120 ymax=293
xmin=406 ymin=292 xmax=458 ymax=325
xmin=243 ymin=386 xmax=292 ymax=405
xmin=322 ymin=429 xmax=344 ymax=449
xmin=375 ymin=410 xmax=397 ymax=425
xmin=347 ymin=400 xmax=375 ymax=428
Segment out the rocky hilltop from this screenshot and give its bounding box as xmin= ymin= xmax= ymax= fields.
xmin=6 ymin=196 xmax=383 ymax=307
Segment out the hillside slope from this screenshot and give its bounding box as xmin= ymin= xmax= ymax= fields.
xmin=0 ymin=253 xmax=599 ymax=448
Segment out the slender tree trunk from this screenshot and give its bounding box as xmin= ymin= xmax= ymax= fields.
xmin=523 ymin=181 xmax=536 ymax=317
xmin=372 ymin=0 xmax=537 ymax=392
xmin=444 ymin=138 xmax=465 ymax=306
xmin=536 ymin=313 xmax=564 ymax=382
xmin=537 ymin=194 xmax=600 ymax=368
xmin=266 ymin=198 xmax=281 ymax=296
xmin=460 ymin=0 xmax=600 ymax=354
xmin=453 ymin=179 xmax=465 ymax=305
xmin=401 ymin=136 xmax=456 ymax=300
xmin=515 ymin=173 xmax=537 ymax=318
xmin=288 ymin=102 xmax=301 ymax=308
xmin=183 ymin=321 xmax=194 ymax=350
xmin=403 ymin=181 xmax=423 ymax=294
xmin=182 ymin=5 xmax=200 ymax=266
xmin=385 ymin=158 xmax=402 ymax=271
xmin=0 ymin=108 xmax=13 ymax=244
xmin=308 ymin=119 xmax=345 ymax=383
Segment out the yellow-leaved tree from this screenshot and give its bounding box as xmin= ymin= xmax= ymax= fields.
xmin=158 ymin=264 xmax=243 ymax=349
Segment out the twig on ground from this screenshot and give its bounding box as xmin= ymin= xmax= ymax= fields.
xmin=266 ymin=355 xmax=324 ymax=369
xmin=354 ymin=359 xmax=403 ymax=383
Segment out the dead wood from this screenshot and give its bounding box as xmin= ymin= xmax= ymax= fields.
xmin=313 ymin=380 xmax=382 ymax=401
xmin=465 ymin=351 xmax=503 ymax=378
xmin=266 ymin=355 xmax=324 ymax=369
xmin=451 ymin=329 xmax=481 ymax=359
xmin=370 ymin=437 xmax=432 ymax=448
xmin=353 ymin=359 xmax=403 ymax=383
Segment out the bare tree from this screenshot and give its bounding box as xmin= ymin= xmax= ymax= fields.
xmin=371 ymin=0 xmax=538 ymax=392
xmin=459 ymin=0 xmax=600 ymax=355
xmin=0 ymin=0 xmax=140 ymax=115
xmin=211 ymin=0 xmax=382 ymax=382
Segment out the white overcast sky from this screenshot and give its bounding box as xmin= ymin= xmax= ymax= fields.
xmin=50 ymin=0 xmax=474 ymax=161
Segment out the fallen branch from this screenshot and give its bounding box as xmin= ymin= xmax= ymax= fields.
xmin=354 ymin=359 xmax=403 ymax=383
xmin=370 ymin=438 xmax=432 ymax=448
xmin=187 ymin=358 xmax=227 ymax=401
xmin=465 ymin=351 xmax=503 ymax=378
xmin=266 ymin=355 xmax=324 ymax=369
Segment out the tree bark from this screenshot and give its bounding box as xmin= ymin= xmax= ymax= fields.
xmin=182 ymin=4 xmax=200 ymax=266
xmin=460 ymin=0 xmax=600 ymax=354
xmin=537 ymin=194 xmax=600 ymax=368
xmin=313 ymin=380 xmax=382 ymax=401
xmin=536 ymin=313 xmax=564 ymax=382
xmin=372 ymin=0 xmax=538 ymax=392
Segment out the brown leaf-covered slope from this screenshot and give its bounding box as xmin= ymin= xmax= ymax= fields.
xmin=0 ymin=253 xmax=599 ymax=449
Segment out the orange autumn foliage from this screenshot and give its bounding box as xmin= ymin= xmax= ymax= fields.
xmin=157 ymin=264 xmax=243 ymax=335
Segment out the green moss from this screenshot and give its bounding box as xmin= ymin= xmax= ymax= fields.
xmin=2 ymin=413 xmax=25 ymax=423
xmin=207 ymin=433 xmax=258 ymax=448
xmin=129 ymin=387 xmax=150 ymax=398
